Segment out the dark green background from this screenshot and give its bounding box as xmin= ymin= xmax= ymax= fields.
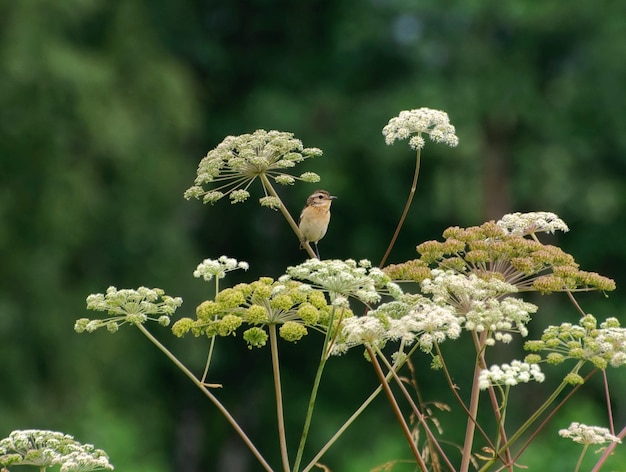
xmin=1 ymin=1 xmax=625 ymax=470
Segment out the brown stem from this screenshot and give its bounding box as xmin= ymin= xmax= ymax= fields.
xmin=376 ymin=347 xmax=456 ymax=471
xmin=591 ymin=424 xmax=626 ymax=472
xmin=366 ymin=345 xmax=429 ymax=472
xmin=433 ymin=343 xmax=501 ymax=462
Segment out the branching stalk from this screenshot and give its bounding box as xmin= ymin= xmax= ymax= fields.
xmin=478 ymin=362 xmax=585 ymax=472
xmin=136 ymin=324 xmax=273 ymax=472
xmin=365 ymin=345 xmax=429 ymax=472
xmin=375 ymin=345 xmax=456 ymax=471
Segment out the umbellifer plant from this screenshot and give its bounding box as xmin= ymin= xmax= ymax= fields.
xmin=67 ymin=108 xmax=623 ymax=472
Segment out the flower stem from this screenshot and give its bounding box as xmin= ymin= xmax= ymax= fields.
xmin=366 ymin=345 xmax=429 ymax=472
xmin=292 ymin=308 xmax=338 ymax=472
xmin=574 ymin=444 xmax=589 ymax=472
xmin=434 ymin=342 xmax=499 ymax=459
xmin=375 ymin=346 xmax=456 ymax=471
xmin=260 ymin=173 xmax=317 ymax=259
xmin=269 ymin=324 xmax=290 ymax=472
xmin=201 ymin=278 xmax=221 ymax=384
xmin=136 ymin=324 xmax=273 ymax=471
xmin=379 ymin=147 xmax=421 ymax=268
xmin=460 ymin=331 xmax=490 ymax=472
xmin=591 ymin=424 xmax=626 ymax=472
xmin=478 ymin=362 xmax=584 ymax=472
xmin=510 ymin=370 xmax=592 ymax=465
xmin=302 ymin=351 xmax=415 ymax=472
xmin=460 ymin=351 xmax=483 ymax=472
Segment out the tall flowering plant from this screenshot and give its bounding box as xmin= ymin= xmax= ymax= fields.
xmin=49 ymin=109 xmax=625 ymax=472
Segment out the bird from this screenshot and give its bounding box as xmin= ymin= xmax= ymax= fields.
xmin=298 ymin=189 xmax=337 ymax=259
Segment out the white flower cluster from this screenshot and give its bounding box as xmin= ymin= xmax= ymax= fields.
xmin=0 ymin=429 xmax=113 ymax=471
xmin=478 ymin=361 xmax=545 ymax=389
xmin=193 ymin=255 xmax=250 ymax=281
xmin=464 ymin=297 xmax=538 ymax=345
xmin=558 ymin=422 xmax=622 ymax=445
xmin=420 ymin=270 xmax=536 ymax=344
xmin=282 ymin=258 xmax=402 ymax=305
xmin=330 ymin=297 xmax=461 ymax=355
xmin=382 ymin=108 xmax=459 ymax=150
xmin=421 ymin=270 xmax=518 ymax=306
xmin=497 ymin=211 xmax=569 ymax=236
xmin=596 ymin=318 xmax=626 ymax=367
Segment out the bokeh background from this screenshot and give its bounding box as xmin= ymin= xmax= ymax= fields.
xmin=2 ymin=1 xmax=625 ymax=471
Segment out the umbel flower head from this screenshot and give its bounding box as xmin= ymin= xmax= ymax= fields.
xmin=497 ymin=211 xmax=569 ymax=236
xmin=478 ymin=360 xmax=545 ymax=389
xmin=386 ymin=212 xmax=615 ymax=294
xmin=172 ymin=277 xmax=349 ymax=349
xmin=75 ymin=286 xmax=182 ymax=334
xmin=0 ymin=429 xmax=113 ymax=471
xmin=559 ymin=422 xmax=622 ymax=446
xmin=330 ymin=294 xmax=462 ymax=356
xmin=383 ymin=107 xmax=459 ymax=150
xmin=184 ymin=129 xmax=322 ymax=208
xmin=524 ymin=314 xmax=626 ymax=370
xmin=281 ymin=258 xmax=403 ymax=306
xmin=193 ymin=255 xmax=249 ymax=282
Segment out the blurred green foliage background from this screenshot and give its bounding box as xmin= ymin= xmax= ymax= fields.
xmin=1 ymin=1 xmax=625 ymax=470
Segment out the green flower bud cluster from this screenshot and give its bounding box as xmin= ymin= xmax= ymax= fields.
xmin=0 ymin=429 xmax=113 ymax=471
xmin=413 ymin=218 xmax=615 ymax=294
xmin=172 ymin=277 xmax=348 ymax=349
xmin=184 ymin=129 xmax=322 ymax=207
xmin=524 ymin=314 xmax=626 ymax=370
xmin=75 ymin=286 xmax=182 ymax=334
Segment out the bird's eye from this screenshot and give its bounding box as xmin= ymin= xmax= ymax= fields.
xmin=317 ymin=194 xmax=324 ymax=199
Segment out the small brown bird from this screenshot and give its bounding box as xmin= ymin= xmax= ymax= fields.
xmin=298 ymin=189 xmax=337 ymax=259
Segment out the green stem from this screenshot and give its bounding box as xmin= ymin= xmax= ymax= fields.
xmin=292 ymin=308 xmax=337 ymax=472
xmin=379 ymin=146 xmax=421 ymax=268
xmin=478 ymin=362 xmax=584 ymax=472
xmin=574 ymin=444 xmax=589 ymax=472
xmin=201 ymin=278 xmax=221 ymax=384
xmin=510 ymin=370 xmax=593 ymax=465
xmin=269 ymin=324 xmax=290 ymax=472
xmin=366 ymin=345 xmax=429 ymax=472
xmin=302 ymin=345 xmax=421 ymax=472
xmin=494 ymin=386 xmax=509 ymax=451
xmin=136 ymin=324 xmax=273 ymax=472
xmin=301 ymin=377 xmax=388 ymax=472
xmin=260 ymin=173 xmax=317 ymax=259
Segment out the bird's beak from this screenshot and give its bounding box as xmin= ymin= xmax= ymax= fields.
xmin=329 ymin=195 xmax=337 ymax=200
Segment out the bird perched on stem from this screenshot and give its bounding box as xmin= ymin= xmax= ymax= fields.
xmin=298 ymin=189 xmax=337 ymax=259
